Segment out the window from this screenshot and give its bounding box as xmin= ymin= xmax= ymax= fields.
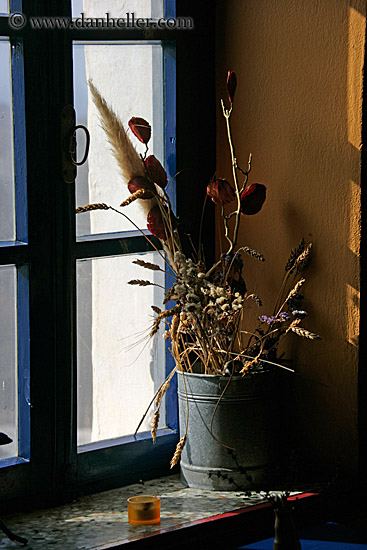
xmin=0 ymin=0 xmax=215 ymax=507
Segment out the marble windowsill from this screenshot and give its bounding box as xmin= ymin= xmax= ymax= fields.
xmin=0 ymin=475 xmax=288 ymax=550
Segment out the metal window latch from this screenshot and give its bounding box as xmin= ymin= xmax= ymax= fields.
xmin=61 ymin=105 xmax=90 ymax=183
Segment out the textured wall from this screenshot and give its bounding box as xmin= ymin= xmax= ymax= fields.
xmin=216 ymin=0 xmax=365 ymax=480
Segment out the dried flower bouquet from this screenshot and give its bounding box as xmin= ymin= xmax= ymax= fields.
xmin=76 ymin=72 xmax=320 ymax=467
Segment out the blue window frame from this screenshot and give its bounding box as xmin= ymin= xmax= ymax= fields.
xmin=0 ymin=0 xmax=215 ymax=509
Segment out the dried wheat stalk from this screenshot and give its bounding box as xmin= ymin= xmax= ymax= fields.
xmin=151 ymin=409 xmax=160 ymax=443
xmin=294 ymin=243 xmax=312 ymax=272
xmin=133 ymin=259 xmax=162 ymax=271
xmin=76 ymin=203 xmax=109 ymax=213
xmin=150 ymin=306 xmax=180 ymax=337
xmin=291 ymin=326 xmax=321 ymax=340
xmin=155 ymin=367 xmax=177 ymax=407
xmin=285 ymin=319 xmax=301 ymax=334
xmin=170 ymin=435 xmax=186 ymax=469
xmin=242 ymin=246 xmax=265 ymax=262
xmin=285 ymin=238 xmax=305 ymax=272
xmin=120 ymin=189 xmax=153 ymax=206
xmin=170 ymin=314 xmax=179 ymax=341
xmin=285 ymin=278 xmax=306 ymax=303
xmin=155 ymin=382 xmax=168 ymax=408
xmin=240 ymin=357 xmax=259 ymax=374
xmin=128 ymin=279 xmax=155 ymax=287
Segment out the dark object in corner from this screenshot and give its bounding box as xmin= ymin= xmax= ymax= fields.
xmin=0 ymin=433 xmax=12 ymax=446
xmin=0 ymin=518 xmax=28 ymax=546
xmin=270 ymin=494 xmax=301 ymax=550
xmin=0 ymin=432 xmax=28 ymax=545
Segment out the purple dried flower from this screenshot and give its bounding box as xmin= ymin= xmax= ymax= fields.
xmin=259 ymin=315 xmax=275 ymax=325
xmin=278 ymin=311 xmax=290 ymax=321
xmin=221 ymin=251 xmax=244 ymax=271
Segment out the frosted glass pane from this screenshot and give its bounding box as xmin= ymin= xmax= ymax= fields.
xmin=0 ymin=1 xmax=9 ymax=15
xmin=73 ymin=42 xmax=163 ymax=237
xmin=77 ymin=252 xmax=166 ymax=447
xmin=0 ymin=38 xmax=15 ymax=241
xmin=0 ymin=265 xmax=18 ymax=460
xmin=72 ymin=0 xmax=164 ymax=19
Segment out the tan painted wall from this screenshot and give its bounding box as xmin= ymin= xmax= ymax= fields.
xmin=216 ymin=0 xmax=365 ymax=480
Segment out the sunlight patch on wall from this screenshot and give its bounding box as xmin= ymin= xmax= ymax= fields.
xmin=347 ymin=7 xmax=365 ymax=150
xmin=348 ymin=179 xmax=361 ymax=257
xmin=346 ymin=283 xmax=359 ymax=347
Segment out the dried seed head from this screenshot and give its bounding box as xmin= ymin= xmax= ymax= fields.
xmin=150 ymin=306 xmax=180 ymax=337
xmin=120 ymin=188 xmax=153 ymax=207
xmin=155 ymin=378 xmax=171 ymax=407
xmin=151 ymin=409 xmax=160 ymax=443
xmin=170 ymin=435 xmax=186 ymax=469
xmin=291 ymin=326 xmax=321 ymax=340
xmin=240 ymin=358 xmax=258 ymax=374
xmin=285 ymin=238 xmax=305 ymax=272
xmin=285 ymin=319 xmax=302 ymax=334
xmin=133 ymin=259 xmax=162 ymax=271
xmin=242 ymin=247 xmax=265 ymax=262
xmin=285 ymin=279 xmax=306 ymax=304
xmin=170 ymin=314 xmax=179 ymax=341
xmin=294 ymin=243 xmax=312 ymax=273
xmin=76 ymin=203 xmax=109 ymax=213
xmin=128 ymin=279 xmax=154 ymax=287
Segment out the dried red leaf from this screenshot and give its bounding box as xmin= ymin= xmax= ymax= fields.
xmin=240 ymin=183 xmax=266 ymax=215
xmin=147 ymin=205 xmax=167 ymax=240
xmin=226 ymin=70 xmax=237 ymax=103
xmin=145 ymin=155 xmax=168 ymax=188
xmin=128 ymin=117 xmax=151 ymax=144
xmin=128 ymin=176 xmax=153 ymax=198
xmin=207 ymin=178 xmax=236 ymax=205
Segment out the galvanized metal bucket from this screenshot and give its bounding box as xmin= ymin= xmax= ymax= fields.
xmin=177 ymin=370 xmax=287 ymax=490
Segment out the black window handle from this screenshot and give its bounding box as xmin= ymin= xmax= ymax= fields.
xmin=61 ymin=105 xmax=90 ymax=183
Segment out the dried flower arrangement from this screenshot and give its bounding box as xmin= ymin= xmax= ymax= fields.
xmin=76 ymin=71 xmax=321 ymax=468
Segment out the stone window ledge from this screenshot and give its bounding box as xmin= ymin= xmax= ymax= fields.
xmin=0 ymin=475 xmax=318 ymax=549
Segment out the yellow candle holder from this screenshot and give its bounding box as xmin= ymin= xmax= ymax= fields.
xmin=127 ymin=495 xmax=161 ymax=525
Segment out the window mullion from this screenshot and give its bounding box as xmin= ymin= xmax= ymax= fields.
xmin=74 ymin=234 xmax=161 ymax=260
xmin=12 ymin=37 xmax=27 ymax=243
xmin=50 ymin=28 xmax=78 ymax=495
xmin=17 ymin=264 xmax=30 ymax=460
xmin=21 ymin=10 xmax=75 ymax=499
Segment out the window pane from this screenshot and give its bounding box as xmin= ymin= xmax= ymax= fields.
xmin=77 ymin=252 xmax=166 ymax=447
xmin=72 ymin=0 xmax=164 ymax=20
xmin=0 ymin=38 xmax=15 ymax=242
xmin=73 ymin=41 xmax=163 ymax=238
xmin=0 ymin=265 xmax=17 ymax=460
xmin=0 ymin=1 xmax=9 ymax=15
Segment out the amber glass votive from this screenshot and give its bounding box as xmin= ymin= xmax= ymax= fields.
xmin=127 ymin=495 xmax=161 ymax=525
